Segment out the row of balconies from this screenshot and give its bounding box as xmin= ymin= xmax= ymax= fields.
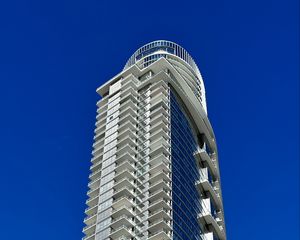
xmin=94 ymin=99 xmax=137 ymax=140
xmin=84 ymin=79 xmax=172 ymax=240
xmin=94 ymin=70 xmax=167 ymax=138
xmin=111 ymin=141 xmax=172 ymax=239
xmin=95 ymin=101 xmax=136 ymax=139
xmin=194 ymin=149 xmax=225 ymax=240
xmin=198 ymin=211 xmax=226 ymax=240
xmin=90 ymin=117 xmax=139 ymax=177
xmin=95 ymin=78 xmax=138 ymax=121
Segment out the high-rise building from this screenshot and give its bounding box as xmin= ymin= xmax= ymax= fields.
xmin=83 ymin=40 xmax=226 ymax=240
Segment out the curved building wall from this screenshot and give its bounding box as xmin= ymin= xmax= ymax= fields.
xmin=170 ymin=89 xmax=203 ymax=240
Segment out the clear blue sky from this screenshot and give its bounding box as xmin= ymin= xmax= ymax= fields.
xmin=0 ymin=0 xmax=298 ymax=239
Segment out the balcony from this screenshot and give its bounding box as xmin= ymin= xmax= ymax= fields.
xmin=149 ymin=79 xmax=168 ymax=92
xmin=149 ymin=128 xmax=169 ymax=142
xmin=149 ymin=119 xmax=168 ymax=135
xmin=149 ymin=170 xmax=171 ymax=185
xmin=148 ymin=208 xmax=171 ymax=222
xmin=110 ymin=215 xmax=135 ymax=229
xmin=115 ymin=161 xmax=135 ymax=174
xmin=93 ymin=134 xmax=105 ymax=149
xmin=196 ymin=179 xmax=222 ymax=211
xmin=96 ymin=107 xmax=107 ymax=121
xmin=82 ymin=222 xmax=96 ymax=236
xmin=148 ymin=218 xmax=172 ymax=235
xmin=121 ymin=74 xmax=139 ymax=88
xmin=86 ymin=193 xmax=99 ymax=208
xmin=91 ymin=144 xmax=104 ymax=159
xmin=149 ymin=143 xmax=170 ymax=159
xmin=119 ymin=105 xmax=136 ymax=119
xmin=85 ymin=204 xmax=98 ymax=216
xmin=148 ymin=188 xmax=171 ymax=203
xmin=94 ymin=129 xmax=105 ymax=142
xmin=90 ymin=160 xmax=102 ymax=172
xmin=89 ymin=168 xmax=101 ymax=181
xmin=116 ymin=134 xmax=136 ymax=150
xmin=109 ymin=225 xmax=135 ymax=239
xmin=120 ymin=92 xmax=138 ymax=106
xmin=87 ymin=187 xmax=99 ymax=198
xmin=149 ymin=179 xmax=171 ymax=193
xmin=116 ymin=144 xmax=136 ymax=157
xmin=95 ymin=115 xmax=106 ymax=128
xmin=112 ymin=186 xmax=135 ymax=200
xmin=148 ymin=198 xmax=171 ymax=211
xmin=84 ymin=212 xmax=97 ymax=226
xmin=150 ymin=98 xmax=169 ymax=113
xmin=88 ymin=176 xmax=101 ymax=190
xmin=194 ymin=149 xmax=218 ymax=181
xmin=96 ymin=95 xmax=108 ymax=108
xmin=115 ymin=152 xmax=136 ymax=165
xmin=149 ymin=105 xmax=168 ymax=119
xmin=120 ymin=85 xmax=137 ymax=99
xmin=150 ymin=92 xmax=168 ymax=107
xmin=149 ymin=153 xmax=169 ymax=166
xmin=118 ymin=129 xmax=137 ymax=144
xmin=114 ymin=178 xmax=136 ymax=192
xmin=148 ymin=229 xmax=172 ymax=240
xmin=198 ymin=212 xmax=226 ymax=240
xmin=114 ymin=169 xmax=135 ymax=182
xmin=82 ymin=233 xmax=95 ymax=240
xmin=112 ymin=196 xmax=135 ymax=210
xmin=149 ymin=161 xmax=170 ymax=176
xmin=120 ymin=99 xmax=137 ymax=113
xmin=111 ymin=205 xmax=135 ymax=219
xmin=150 ymin=112 xmax=168 ymax=127
xmin=118 ymin=112 xmax=138 ymax=126
xmin=91 ymin=153 xmax=103 ymax=165
xmin=150 ymin=84 xmax=168 ymax=98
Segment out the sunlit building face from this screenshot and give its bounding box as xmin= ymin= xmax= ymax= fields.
xmin=83 ymin=40 xmax=226 ymax=240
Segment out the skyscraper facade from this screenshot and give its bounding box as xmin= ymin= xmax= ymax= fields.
xmin=83 ymin=40 xmax=226 ymax=240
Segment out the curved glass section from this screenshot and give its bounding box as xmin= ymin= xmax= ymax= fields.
xmin=124 ymin=40 xmax=201 ymax=79
xmin=170 ymin=89 xmax=204 ymax=240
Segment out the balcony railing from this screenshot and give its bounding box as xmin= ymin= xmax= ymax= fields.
xmin=198 ymin=211 xmax=226 ymax=240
